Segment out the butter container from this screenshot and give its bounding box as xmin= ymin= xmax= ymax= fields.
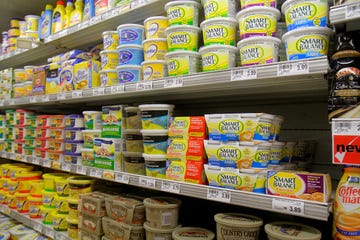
xmin=267 ymin=170 xmax=331 ymax=203
xmin=80 ymin=191 xmax=113 ymax=217
xmin=82 ymin=130 xmax=101 ymax=148
xmin=73 ymin=60 xmax=101 ymax=90
xmin=81 ymin=148 xmax=95 ymax=167
xmin=45 ymin=65 xmax=60 ymax=95
xmin=94 ymin=138 xmax=122 ymax=170
xmin=166 ymin=160 xmax=187 ymax=182
xmin=102 ymin=216 xmax=145 ymax=239
xmin=124 ymin=129 xmax=143 ymax=153
xmin=102 ymin=105 xmax=126 ymax=138
xmin=168 ymin=116 xmax=206 ymax=139
xmin=167 ymin=138 xmax=205 ymax=162
xmin=59 ymin=66 xmax=74 ymax=92
xmin=79 ymin=213 xmax=103 ymax=235
xmin=123 ymin=152 xmax=145 ymax=175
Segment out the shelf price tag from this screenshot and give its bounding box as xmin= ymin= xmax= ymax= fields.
xmin=139 ymin=177 xmax=156 ymax=189
xmin=136 ymin=82 xmax=153 ymax=91
xmin=56 ymin=232 xmax=69 ymax=240
xmin=207 ymin=188 xmax=231 ymax=203
xmin=78 ymin=21 xmax=89 ymax=29
xmin=277 ymin=61 xmax=309 ymax=76
xmin=164 ymin=77 xmax=183 ymax=88
xmin=72 ymin=90 xmax=83 ymax=98
xmin=61 ymin=163 xmax=71 ymax=172
xmin=33 ymin=222 xmax=42 ymax=232
xmin=93 ymin=87 xmax=105 ymax=96
xmin=90 ymin=168 xmax=103 ymax=178
xmin=346 ymin=3 xmax=360 ymax=18
xmin=44 ymin=228 xmax=55 ymax=238
xmin=161 ymin=181 xmax=181 ymax=194
xmin=111 ymin=85 xmax=125 ymax=94
xmin=272 ymin=198 xmax=304 ymax=216
xmin=115 ymin=172 xmax=130 ymax=184
xmin=76 ymin=165 xmax=87 ymax=175
xmin=42 ymin=95 xmax=50 ymax=102
xmin=2 ymin=206 xmax=11 ymax=216
xmin=30 ymin=96 xmax=37 ymax=103
xmin=90 ymin=15 xmax=102 ymax=24
xmin=30 ymin=157 xmax=40 ymax=165
xmin=9 ymin=99 xmax=15 ymax=105
xmin=42 ymin=159 xmax=51 ymax=168
xmin=231 ymin=68 xmax=257 ymax=81
xmin=57 ymin=93 xmax=67 ymax=100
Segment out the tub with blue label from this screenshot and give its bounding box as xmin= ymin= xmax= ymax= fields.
xmin=117 ymin=24 xmax=144 ymax=45
xmin=139 ymin=104 xmax=174 ymax=130
xmin=117 ymin=45 xmax=144 ymax=66
xmin=141 ymin=130 xmax=169 ymax=155
xmin=116 ymin=65 xmax=142 ymax=83
xmin=143 ymin=153 xmax=166 ymax=179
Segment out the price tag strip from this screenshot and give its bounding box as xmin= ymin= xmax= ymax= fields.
xmin=61 ymin=163 xmax=71 ymax=172
xmin=231 ymin=68 xmax=257 ymax=81
xmin=139 ymin=177 xmax=156 ymax=189
xmin=42 ymin=159 xmax=51 ymax=168
xmin=76 ymin=165 xmax=88 ymax=175
xmin=164 ymin=77 xmax=183 ymax=88
xmin=90 ymin=168 xmax=103 ymax=178
xmin=346 ymin=2 xmax=360 ymax=19
xmin=115 ymin=172 xmax=130 ymax=184
xmin=33 ymin=222 xmax=43 ymax=232
xmin=207 ymin=188 xmax=231 ymax=203
xmin=57 ymin=93 xmax=67 ymax=100
xmin=136 ymin=82 xmax=153 ymax=91
xmin=161 ymin=181 xmax=181 ymax=194
xmin=93 ymin=87 xmax=105 ymax=96
xmin=272 ymin=198 xmax=305 ymax=216
xmin=277 ymin=61 xmax=309 ymax=76
xmin=111 ymin=85 xmax=125 ymax=94
xmin=71 ymin=90 xmax=83 ymax=98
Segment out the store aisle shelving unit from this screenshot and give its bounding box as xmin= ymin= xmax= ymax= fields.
xmin=329 ymin=1 xmax=360 ymax=31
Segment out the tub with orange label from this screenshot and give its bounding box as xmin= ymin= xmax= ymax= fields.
xmin=28 ymin=196 xmax=42 ymax=218
xmin=15 ymin=192 xmax=29 ymax=213
xmin=16 ymin=171 xmax=42 ymax=193
xmin=29 ymin=180 xmax=44 ymax=198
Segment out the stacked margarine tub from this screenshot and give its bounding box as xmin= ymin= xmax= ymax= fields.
xmin=0 ymin=69 xmax=13 ymax=101
xmin=81 ymin=111 xmax=102 ymax=167
xmin=165 ymin=1 xmax=202 ymax=76
xmin=64 ymin=114 xmax=84 ymax=166
xmin=100 ymin=31 xmax=119 ymax=87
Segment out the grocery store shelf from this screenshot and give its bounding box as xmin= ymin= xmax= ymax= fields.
xmin=0 ymin=205 xmax=71 ymax=240
xmin=0 ymin=57 xmax=329 ymax=110
xmin=0 ymin=0 xmax=167 ymax=69
xmin=1 ymin=152 xmax=332 ymax=221
xmin=329 ymin=2 xmax=360 ymax=31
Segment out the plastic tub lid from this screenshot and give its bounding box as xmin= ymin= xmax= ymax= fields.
xmin=25 ymin=15 xmax=40 ymax=19
xmin=117 ymin=24 xmax=145 ymax=30
xmin=102 ymin=30 xmax=118 ymax=36
xmin=143 ymin=38 xmax=167 ymax=44
xmin=166 ymin=25 xmax=201 ymax=33
xmin=144 ymin=221 xmax=180 ymax=233
xmin=138 ymin=104 xmax=175 ymax=111
xmin=64 ymin=127 xmax=85 ymax=131
xmin=67 ymin=176 xmax=95 ymax=185
xmin=236 ymin=6 xmax=280 ymax=21
xmin=100 ymin=50 xmax=118 ymax=54
xmin=143 ymin=196 xmax=182 ymax=208
xmin=143 ymin=153 xmax=167 ymax=161
xmin=215 ymin=213 xmax=263 ymax=228
xmin=237 ymin=36 xmax=281 ymax=49
xmin=116 ymin=44 xmax=144 ymax=50
xmin=282 ymin=27 xmax=333 ymax=42
xmin=172 ymin=227 xmax=215 ymax=240
xmin=67 ymin=197 xmax=79 ymax=204
xmin=14 ymin=68 xmax=25 ymax=72
xmin=116 ymin=65 xmax=142 ymax=70
xmin=66 ymin=216 xmax=79 ymax=225
xmin=265 ymin=222 xmax=322 ymax=240
xmin=27 ymin=196 xmax=43 ymax=202
xmin=140 ymin=129 xmax=169 ymax=136
xmin=42 ymin=173 xmax=69 ymax=179
xmin=281 ymin=0 xmax=322 ymax=15
xmin=165 ymin=0 xmax=201 ymax=11
xmin=200 ymin=17 xmax=237 ymax=29
xmin=165 ymin=50 xmax=201 ymax=58
xmin=199 ymin=45 xmax=238 ymax=54
xmin=82 ymin=111 xmax=102 ymax=114
xmin=144 ymin=16 xmax=168 ymax=23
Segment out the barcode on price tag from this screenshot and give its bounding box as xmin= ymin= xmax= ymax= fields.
xmin=61 ymin=163 xmax=71 ymax=172
xmin=57 ymin=93 xmax=67 ymax=100
xmin=42 ymin=95 xmax=50 ymax=102
xmin=111 ymin=85 xmax=125 ymax=94
xmin=32 ymin=157 xmax=40 ymax=165
xmin=164 ymin=77 xmax=183 ymax=88
xmin=33 ymin=223 xmax=42 ymax=232
xmin=44 ymin=228 xmax=55 ymax=238
xmin=136 ymin=82 xmax=153 ymax=91
xmin=272 ymin=198 xmax=304 ymax=215
xmin=42 ymin=159 xmax=51 ymax=168
xmin=277 ymin=61 xmax=309 ymax=76
xmin=161 ymin=181 xmax=181 ymax=194
xmin=139 ymin=177 xmax=156 ymax=189
xmin=72 ymin=90 xmax=83 ymax=98
xmin=90 ymin=15 xmax=102 ymax=24
xmin=29 ymin=97 xmax=37 ymax=103
xmin=2 ymin=206 xmax=11 ymax=215
xmin=332 ymin=119 xmax=360 ymax=135
xmin=131 ymin=0 xmax=149 ymax=8
xmin=93 ymin=87 xmax=105 ymax=96
xmin=90 ymin=168 xmax=103 ymax=178
xmin=231 ymin=68 xmax=257 ymax=81
xmin=76 ymin=165 xmax=87 ymax=175
xmin=207 ymin=188 xmax=231 ymax=203
xmin=346 ymin=3 xmax=360 ymax=18
xmin=115 ymin=172 xmax=130 ymax=184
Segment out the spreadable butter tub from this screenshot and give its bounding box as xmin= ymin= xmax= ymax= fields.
xmin=100 ymin=50 xmax=118 ymax=70
xmin=117 ymin=44 xmax=144 ymax=66
xmin=199 ymin=45 xmax=238 ymax=71
xmin=117 ymin=24 xmax=145 ymax=46
xmin=139 ymin=104 xmax=174 ymax=130
xmin=65 ymin=114 xmax=84 ymax=129
xmin=102 ymin=31 xmax=119 ymax=50
xmin=142 ymin=60 xmax=168 ymax=81
xmin=83 ymin=111 xmax=102 ymax=130
xmin=117 ymin=65 xmax=142 ymax=83
xmin=143 ymin=38 xmax=168 ymax=61
xmin=165 ymin=1 xmax=201 ymax=26
xmin=172 ymin=227 xmax=215 ymax=240
xmin=65 ymin=129 xmax=84 ymax=141
xmin=166 ymin=25 xmax=201 ymax=52
xmin=144 ymin=16 xmax=169 ymax=39
xmin=143 ymin=154 xmax=167 ymax=178
xmin=82 ymin=129 xmax=102 ymax=148
xmin=100 ymin=69 xmax=118 ymax=86
xmin=202 ymin=0 xmax=237 ymax=19
xmin=165 ymin=50 xmax=201 ymax=76
xmin=200 ymin=17 xmax=237 ymax=46
xmin=265 ymin=222 xmax=322 ymax=240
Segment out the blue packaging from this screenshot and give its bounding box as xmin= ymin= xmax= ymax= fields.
xmin=39 ymin=5 xmax=53 ymax=39
xmin=84 ymin=0 xmax=95 ymax=21
xmin=117 ymin=45 xmax=144 ymax=66
xmin=117 ymin=65 xmax=142 ymax=83
xmin=117 ymin=24 xmax=145 ymax=45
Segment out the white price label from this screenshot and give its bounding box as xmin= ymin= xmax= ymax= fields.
xmin=78 ymin=21 xmax=89 ymax=29
xmin=72 ymin=90 xmax=83 ymax=98
xmin=110 ymin=85 xmax=125 ymax=94
xmin=56 ymin=232 xmax=69 ymax=240
xmin=272 ymin=198 xmax=304 ymax=216
xmin=346 ymin=3 xmax=360 ymax=18
xmin=90 ymin=168 xmax=103 ymax=178
xmin=139 ymin=177 xmax=156 ymax=189
xmin=90 ymin=15 xmax=102 ymax=24
xmin=93 ymin=87 xmax=105 ymax=96
xmin=44 ymin=228 xmax=55 ymax=238
xmin=33 ymin=223 xmax=42 ymax=232
xmin=0 ymin=101 xmax=3 ymax=106
xmin=76 ymin=165 xmax=87 ymax=175
xmin=277 ymin=61 xmax=309 ymax=76
xmin=161 ymin=181 xmax=181 ymax=194
xmin=136 ymin=82 xmax=153 ymax=91
xmin=29 ymin=96 xmax=37 ymax=103
xmin=61 ymin=163 xmax=71 ymax=172
xmin=131 ymin=0 xmax=149 ymax=8
xmin=57 ymin=93 xmax=67 ymax=100
xmin=32 ymin=157 xmax=40 ymax=165
xmin=112 ymin=8 xmax=121 ymax=16
xmin=207 ymin=188 xmax=231 ymax=203
xmin=115 ymin=172 xmax=130 ymax=184
xmin=42 ymin=95 xmax=50 ymax=102
xmin=231 ymin=68 xmax=257 ymax=81
xmin=9 ymin=99 xmax=15 ymax=105
xmin=2 ymin=206 xmax=11 ymax=215
xmin=164 ymin=77 xmax=183 ymax=88
xmin=42 ymin=159 xmax=51 ymax=168
xmin=102 ymin=10 xmax=113 ymax=20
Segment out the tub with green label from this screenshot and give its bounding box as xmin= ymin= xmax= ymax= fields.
xmin=199 ymin=45 xmax=238 ymax=72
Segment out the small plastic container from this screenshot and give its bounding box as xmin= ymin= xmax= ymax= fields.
xmin=200 ymin=17 xmax=237 ymax=46
xmin=15 ymin=109 xmax=35 ymax=126
xmin=117 ymin=44 xmax=144 ymax=66
xmin=165 ymin=1 xmax=201 ymax=26
xmin=123 ymin=152 xmax=146 ymax=175
xmin=23 ymin=81 xmax=33 ymax=96
xmin=48 ymin=128 xmax=65 ymax=140
xmin=269 ymin=141 xmax=286 ymax=165
xmin=25 ymin=115 xmax=37 ymax=127
xmin=28 ymin=196 xmax=42 ymax=218
xmin=144 ymin=221 xmax=180 ymax=240
xmin=47 ymin=139 xmax=65 ymax=151
xmin=53 ymin=212 xmax=68 ymax=231
xmin=117 ymin=65 xmax=143 ymax=83
xmin=50 ymin=115 xmax=65 ymax=128
xmin=143 ymin=197 xmax=182 ymax=229
xmin=68 ymin=197 xmax=79 ymax=219
xmin=14 ymin=69 xmax=26 ymax=83
xmin=102 ymin=216 xmax=145 ymax=239
xmin=142 ymin=60 xmax=168 ymax=81
xmin=34 ymin=148 xmax=47 ymax=158
xmin=125 ymin=130 xmax=143 ymax=152
xmin=202 ymin=0 xmax=237 ymax=19
xmin=64 ymin=114 xmax=84 ymax=129
xmin=41 ymin=206 xmax=56 ymax=224
xmin=43 ymin=173 xmax=69 ymax=192
xmin=42 ymin=190 xmax=57 ymax=208
xmin=15 ymin=192 xmax=29 ymax=213
xmin=100 ymin=69 xmax=118 ymax=86
xmin=83 ymin=111 xmax=102 ymax=130
xmin=117 ymin=24 xmax=145 ymax=46
xmin=67 ymin=176 xmax=95 ymax=198
xmin=35 ymin=137 xmax=47 ymax=148
xmin=24 ymin=66 xmax=35 ymax=81
xmin=81 ymin=148 xmax=95 ymax=167
xmin=55 ymin=177 xmax=69 ymax=196
xmin=67 ymin=217 xmax=79 ymax=239
xmin=265 ymin=221 xmax=322 ymax=240
xmin=240 ymin=0 xmax=277 ymax=9
xmin=144 ymin=154 xmax=167 ymax=178
xmin=144 ymin=16 xmax=169 ymax=39
xmin=13 ymin=83 xmax=25 ymax=98
xmin=24 ymin=15 xmax=39 ymax=31
xmin=199 ymin=45 xmax=238 ymax=72
xmin=82 ymin=129 xmax=101 ymax=148
xmin=47 ymin=150 xmax=64 ymax=162
xmin=36 ymin=115 xmax=51 ymax=128
xmin=166 ymin=25 xmax=201 ymax=52
xmin=141 ymin=130 xmax=169 ymax=155
xmin=65 ymin=128 xmax=84 ymax=141
xmin=143 ymin=38 xmax=168 ymax=61
xmin=100 ymin=50 xmax=119 ymax=70
xmin=65 ymin=140 xmax=83 ymax=154
xmin=55 ymin=195 xmax=69 ymax=213
xmin=173 ymin=227 xmax=215 ymax=240
xmin=165 ymin=50 xmax=201 ymax=76
xmin=64 ymin=152 xmax=82 ymax=164
xmin=102 ymin=31 xmax=119 ymax=50
xmin=29 ymin=180 xmax=44 ymax=198
xmin=16 ymin=171 xmax=42 ymax=193
xmin=139 ymin=104 xmax=174 ymax=130
xmin=124 ymin=106 xmax=141 ymax=130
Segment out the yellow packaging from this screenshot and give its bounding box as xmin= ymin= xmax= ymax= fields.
xmin=142 ymin=61 xmax=167 ymax=81
xmin=45 ymin=65 xmax=60 ymax=94
xmin=102 ymin=31 xmax=119 ymax=50
xmin=7 ymin=193 xmax=16 ymax=209
xmin=55 ymin=177 xmax=69 ymax=196
xmin=100 ymin=70 xmax=118 ymax=87
xmin=15 ymin=192 xmax=29 ymax=213
xmin=165 ymin=2 xmax=200 ymax=26
xmin=199 ymin=45 xmax=238 ymax=72
xmin=42 ymin=190 xmax=57 ymax=208
xmin=67 ymin=197 xmax=79 ymax=219
xmin=67 ymin=217 xmax=79 ymax=239
xmin=41 ymin=206 xmax=56 ymax=224
xmin=68 ymin=176 xmax=95 ymax=198
xmin=55 ymin=195 xmax=69 ymax=213
xmin=16 ymin=171 xmax=42 ymax=193
xmin=43 ymin=173 xmax=69 ymax=191
xmin=7 ymin=180 xmax=18 ymax=195
xmin=200 ymin=18 xmax=237 ymax=46
xmin=73 ymin=60 xmax=101 ymax=90
xmin=144 ymin=16 xmax=169 ymax=39
xmin=166 ymin=25 xmax=201 ymax=52
xmin=203 ymin=0 xmax=237 ymax=19
xmin=100 ymin=50 xmax=118 ymax=70
xmin=143 ymin=39 xmax=168 ymax=61
xmin=238 ymin=11 xmax=279 ymax=39
xmin=166 ymin=160 xmax=186 ymax=182
xmin=25 ymin=15 xmax=39 ymax=32
xmin=53 ymin=212 xmax=68 ymax=231
xmin=28 ymin=196 xmax=42 ymax=218
xmin=165 ymin=51 xmax=201 ymax=76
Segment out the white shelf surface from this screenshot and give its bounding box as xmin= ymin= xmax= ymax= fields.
xmin=0 ymin=151 xmax=332 ymax=221
xmin=0 ymin=57 xmax=329 ymax=109
xmin=329 ymin=2 xmax=360 ymax=31
xmin=0 ymin=204 xmax=71 ymax=240
xmin=0 ymin=0 xmax=167 ymax=69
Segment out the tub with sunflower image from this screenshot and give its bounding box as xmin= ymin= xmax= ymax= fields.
xmin=93 ymin=138 xmax=123 ymax=170
xmin=102 ymin=105 xmax=127 ymax=138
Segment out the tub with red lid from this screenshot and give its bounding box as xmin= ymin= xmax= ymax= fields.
xmin=35 ymin=138 xmax=47 ymax=148
xmin=47 ymin=139 xmax=65 ymax=151
xmin=36 ymin=115 xmax=51 ymax=128
xmin=50 ymin=115 xmax=65 ymax=128
xmin=34 ymin=148 xmax=47 ymax=158
xmin=15 ymin=109 xmax=35 ymax=126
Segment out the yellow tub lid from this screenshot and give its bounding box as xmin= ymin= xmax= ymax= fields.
xmin=14 ymin=192 xmax=29 ymax=197
xmin=66 ymin=216 xmax=79 ymax=225
xmin=27 ymin=196 xmax=42 ymax=202
xmin=264 ymin=222 xmax=322 ymax=240
xmin=67 ymin=197 xmax=79 ymax=204
xmin=43 ymin=173 xmax=69 ymax=179
xmin=67 ymin=176 xmax=95 ymax=184
xmin=15 ymin=171 xmax=42 ymax=178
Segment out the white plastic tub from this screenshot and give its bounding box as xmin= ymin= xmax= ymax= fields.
xmin=199 ymin=45 xmax=238 ymax=72
xmin=165 ymin=1 xmax=201 ymax=26
xmin=265 ymin=222 xmax=321 ymax=240
xmin=166 ymin=25 xmax=201 ymax=52
xmin=172 ymin=227 xmax=215 ymax=240
xmin=139 ymin=104 xmax=174 ymax=130
xmin=165 ymin=50 xmax=201 ymax=76
xmin=200 ymin=17 xmax=237 ymax=46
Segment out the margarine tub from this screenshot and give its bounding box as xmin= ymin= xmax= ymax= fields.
xmin=66 ymin=217 xmax=79 ymax=239
xmin=173 ymin=227 xmax=215 ymax=240
xmin=14 ymin=68 xmax=26 ymax=82
xmin=83 ymin=111 xmax=102 ymax=130
xmin=142 ymin=60 xmax=168 ymax=81
xmin=81 ymin=148 xmax=95 ymax=167
xmin=144 ymin=16 xmax=169 ymax=39
xmin=282 ymin=0 xmax=328 ymax=31
xmin=165 ymin=1 xmax=201 ymax=26
xmin=265 ymin=222 xmax=321 ymax=240
xmin=117 ymin=24 xmax=145 ymax=46
xmin=67 ymin=197 xmax=79 ymax=219
xmin=117 ymin=65 xmax=142 ymax=83
xmin=43 ymin=173 xmax=69 ymax=192
xmin=40 ymin=206 xmax=56 ymax=224
xmin=16 ymin=171 xmax=42 ymax=193
xmin=166 ymin=25 xmax=201 ymax=52
xmin=24 ymin=15 xmax=39 ymax=31
xmin=67 ymin=176 xmax=95 ymax=198
xmin=215 ymin=213 xmax=263 ymax=240
xmin=199 ymin=45 xmax=238 ymax=72
xmin=65 ymin=114 xmax=84 ymax=129
xmin=29 ymin=180 xmax=44 ymax=198
xmin=143 ymin=197 xmax=182 ymax=229
xmin=269 ymin=141 xmax=286 ymax=165
xmin=82 ymin=129 xmax=101 ymax=148
xmin=144 ymin=221 xmax=180 ymax=240
xmin=8 ymin=225 xmax=36 ymax=240
xmin=0 ymin=231 xmax=9 ymax=240
xmin=23 ymin=81 xmax=33 ymax=96
xmin=165 ymin=50 xmax=201 ymax=76
xmin=55 ymin=177 xmax=69 ymax=196
xmin=143 ymin=38 xmax=168 ymax=61
xmin=282 ymin=27 xmax=333 ymax=61
xmin=27 ymin=196 xmax=42 ymax=218
xmin=55 ymin=195 xmax=69 ymax=213
xmin=65 ymin=129 xmax=84 ymax=141
xmin=238 ymin=36 xmax=281 ymax=66
xmin=53 ymin=212 xmax=68 ymax=231
xmin=100 ymin=69 xmax=118 ymax=86
xmin=143 ymin=154 xmax=167 ymax=178
xmin=142 ymin=130 xmax=169 ymax=155
xmin=123 ymin=152 xmax=145 ymax=175
xmin=102 ymin=31 xmax=119 ymax=50
xmin=7 ymin=193 xmax=16 ymax=209
xmin=202 ymin=0 xmax=237 ymax=19
xmin=236 ymin=6 xmax=280 ymax=39
xmin=139 ymin=104 xmax=174 ymax=130
xmin=42 ymin=190 xmax=57 ymax=208
xmin=124 ymin=130 xmax=143 ymax=152
xmin=100 ymin=50 xmax=118 ymax=70
xmin=200 ymin=17 xmax=237 ymax=46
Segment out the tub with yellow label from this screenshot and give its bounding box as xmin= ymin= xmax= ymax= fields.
xmin=165 ymin=1 xmax=201 ymax=26
xmin=67 ymin=176 xmax=95 ymax=198
xmin=100 ymin=50 xmax=118 ymax=70
xmin=16 ymin=171 xmax=42 ymax=193
xmin=67 ymin=217 xmax=79 ymax=239
xmin=236 ymin=6 xmax=280 ymax=40
xmin=237 ymin=36 xmax=281 ymax=66
xmin=28 ymin=196 xmax=42 ymax=218
xmin=55 ymin=195 xmax=69 ymax=213
xmin=7 ymin=180 xmax=18 ymax=195
xmin=43 ymin=173 xmax=69 ymax=192
xmin=200 ymin=17 xmax=237 ymax=46
xmin=142 ymin=60 xmax=168 ymax=81
xmin=199 ymin=45 xmax=238 ymax=72
xmin=14 ymin=69 xmax=26 ymax=83
xmin=42 ymin=190 xmax=56 ymax=208
xmin=67 ymin=197 xmax=79 ymax=219
xmin=23 ymin=81 xmax=32 ymax=96
xmin=13 ymin=83 xmax=25 ymax=98
xmin=41 ymin=206 xmax=56 ymax=225
xmin=282 ymin=27 xmax=333 ymax=61
xmin=202 ymin=0 xmax=237 ymax=19
xmin=15 ymin=192 xmax=29 ymax=213
xmin=143 ymin=38 xmax=168 ymax=61
xmin=102 ymin=31 xmax=119 ymax=50
xmin=144 ymin=16 xmax=169 ymax=39
xmin=100 ymin=70 xmax=118 ymax=87
xmin=24 ymin=15 xmax=39 ymax=31
xmin=166 ymin=25 xmax=201 ymax=52
xmin=29 ymin=180 xmax=44 ymax=198
xmin=55 ymin=177 xmax=69 ymax=196
xmin=7 ymin=193 xmax=16 ymax=209
xmin=165 ymin=50 xmax=201 ymax=76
